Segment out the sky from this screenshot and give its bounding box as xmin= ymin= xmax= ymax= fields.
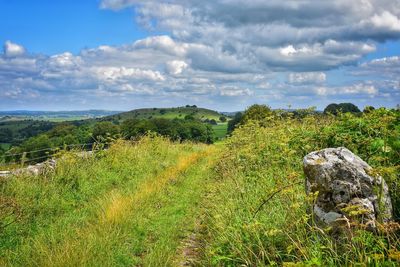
xmin=0 ymin=0 xmax=399 ymax=111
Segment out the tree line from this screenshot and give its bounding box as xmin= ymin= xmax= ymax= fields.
xmin=2 ymin=117 xmax=214 ymax=164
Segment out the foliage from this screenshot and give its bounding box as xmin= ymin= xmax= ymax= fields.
xmin=241 ymin=104 xmax=273 ymax=125
xmin=1 ymin=107 xmax=398 ymax=266
xmin=227 ymin=112 xmax=243 ymax=134
xmin=121 ymin=118 xmax=214 ymax=144
xmin=109 ymin=106 xmax=222 ymax=121
xmin=92 ymin=121 xmax=120 ymax=140
xmin=201 ymin=108 xmax=400 ymax=266
xmin=324 ymin=102 xmax=361 ymax=115
xmin=0 ymin=120 xmax=56 ymax=145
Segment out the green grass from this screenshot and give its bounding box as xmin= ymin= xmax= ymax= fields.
xmin=212 ymin=123 xmax=228 ymax=140
xmin=110 ymin=107 xmax=224 ymax=122
xmin=1 ymin=109 xmax=399 ymax=266
xmin=199 ymin=110 xmax=400 ymax=266
xmin=0 ymin=136 xmax=220 ymax=266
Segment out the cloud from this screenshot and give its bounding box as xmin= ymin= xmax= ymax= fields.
xmin=2 ymin=0 xmax=400 ymax=110
xmin=100 ymin=0 xmax=398 ymax=72
xmin=357 ymin=56 xmax=400 ymax=78
xmin=3 ymin=41 xmax=26 ymax=57
xmin=289 ymin=72 xmax=326 ymax=84
xmin=315 ymin=83 xmax=378 ymax=96
xmin=219 ymin=86 xmax=253 ymax=97
xmin=165 ymin=60 xmax=188 ymax=75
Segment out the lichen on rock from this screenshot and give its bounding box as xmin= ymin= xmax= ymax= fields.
xmin=303 ymin=147 xmax=392 ymax=231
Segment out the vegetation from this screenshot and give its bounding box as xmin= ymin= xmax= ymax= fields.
xmin=0 ymin=110 xmax=120 ymax=122
xmin=0 ymin=106 xmax=229 ymax=163
xmin=212 ymin=123 xmax=229 ymax=140
xmin=227 ymin=112 xmax=243 ymax=134
xmin=121 ymin=118 xmax=214 ymax=144
xmin=201 ymin=106 xmax=399 ymax=266
xmin=1 ymin=104 xmax=399 ymax=266
xmin=0 ymin=106 xmax=228 ymax=164
xmin=106 ymin=106 xmax=223 ymax=122
xmin=0 ymin=136 xmax=218 ymax=266
xmin=324 ymin=103 xmax=361 ymax=115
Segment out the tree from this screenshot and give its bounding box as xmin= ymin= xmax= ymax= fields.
xmin=338 ymin=103 xmax=361 ymax=113
xmin=363 ymin=106 xmax=375 ymax=113
xmin=241 ymin=104 xmax=273 ymax=125
xmin=209 ymin=119 xmax=218 ymax=125
xmin=19 ymin=134 xmax=53 ymax=162
xmin=135 ymin=120 xmax=157 ymax=135
xmin=121 ymin=119 xmax=140 ymax=138
xmin=324 ymin=103 xmax=340 ymax=115
xmin=184 ymin=114 xmax=195 ymax=120
xmin=0 ymin=128 xmax=13 ymax=143
xmin=48 ymin=123 xmax=77 ymax=138
xmin=219 ymin=116 xmax=227 ymax=122
xmin=227 ymin=112 xmax=243 ymax=134
xmin=92 ymin=121 xmax=120 ymax=140
xmin=324 ymin=103 xmax=361 ymax=115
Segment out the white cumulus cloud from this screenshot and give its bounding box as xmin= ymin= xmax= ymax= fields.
xmin=3 ymin=41 xmax=26 ymax=57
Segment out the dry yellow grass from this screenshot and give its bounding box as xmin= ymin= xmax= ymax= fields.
xmin=26 ymin=145 xmax=216 ymax=266
xmin=100 ymin=147 xmax=211 ymax=225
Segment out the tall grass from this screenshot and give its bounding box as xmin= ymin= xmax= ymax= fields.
xmin=0 ymin=136 xmax=217 ymax=266
xmin=1 ymin=109 xmax=399 ymax=266
xmin=201 ymin=108 xmax=400 ymax=266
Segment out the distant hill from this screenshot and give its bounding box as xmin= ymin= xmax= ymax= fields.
xmin=0 ymin=110 xmax=121 ymax=122
xmin=105 ymin=106 xmax=226 ymax=122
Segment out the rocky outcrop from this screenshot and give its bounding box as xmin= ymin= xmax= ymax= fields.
xmin=0 ymin=159 xmax=57 ymax=178
xmin=0 ymin=150 xmax=97 ymax=178
xmin=304 ymin=147 xmax=392 ymax=230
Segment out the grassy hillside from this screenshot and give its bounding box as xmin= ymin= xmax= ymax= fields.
xmin=108 ymin=106 xmax=225 ymax=122
xmin=0 ymin=137 xmax=220 ymax=266
xmin=1 ymin=108 xmax=399 ymax=266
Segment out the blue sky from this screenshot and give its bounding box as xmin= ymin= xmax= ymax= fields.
xmin=0 ymin=0 xmax=399 ymax=111
xmin=0 ymin=0 xmax=148 ymax=54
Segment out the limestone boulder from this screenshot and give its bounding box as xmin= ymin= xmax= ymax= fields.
xmin=304 ymin=147 xmax=392 ymax=230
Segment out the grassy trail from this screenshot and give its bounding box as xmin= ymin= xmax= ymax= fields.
xmin=1 ymin=140 xmax=220 ymax=267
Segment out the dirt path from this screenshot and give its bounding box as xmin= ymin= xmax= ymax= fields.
xmin=174 ymin=145 xmax=221 ymax=266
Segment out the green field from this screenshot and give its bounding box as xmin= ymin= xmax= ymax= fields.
xmin=212 ymin=123 xmax=228 ymax=140
xmin=0 ymin=115 xmax=95 ymax=122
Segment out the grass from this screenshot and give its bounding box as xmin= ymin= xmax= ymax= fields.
xmin=1 ymin=108 xmax=399 ymax=266
xmin=212 ymin=123 xmax=228 ymax=140
xmin=199 ymin=110 xmax=400 ymax=266
xmin=0 ymin=136 xmax=220 ymax=266
xmin=110 ymin=107 xmax=224 ymax=121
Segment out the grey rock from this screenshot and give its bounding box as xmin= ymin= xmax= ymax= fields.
xmin=304 ymin=147 xmax=392 ymax=230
